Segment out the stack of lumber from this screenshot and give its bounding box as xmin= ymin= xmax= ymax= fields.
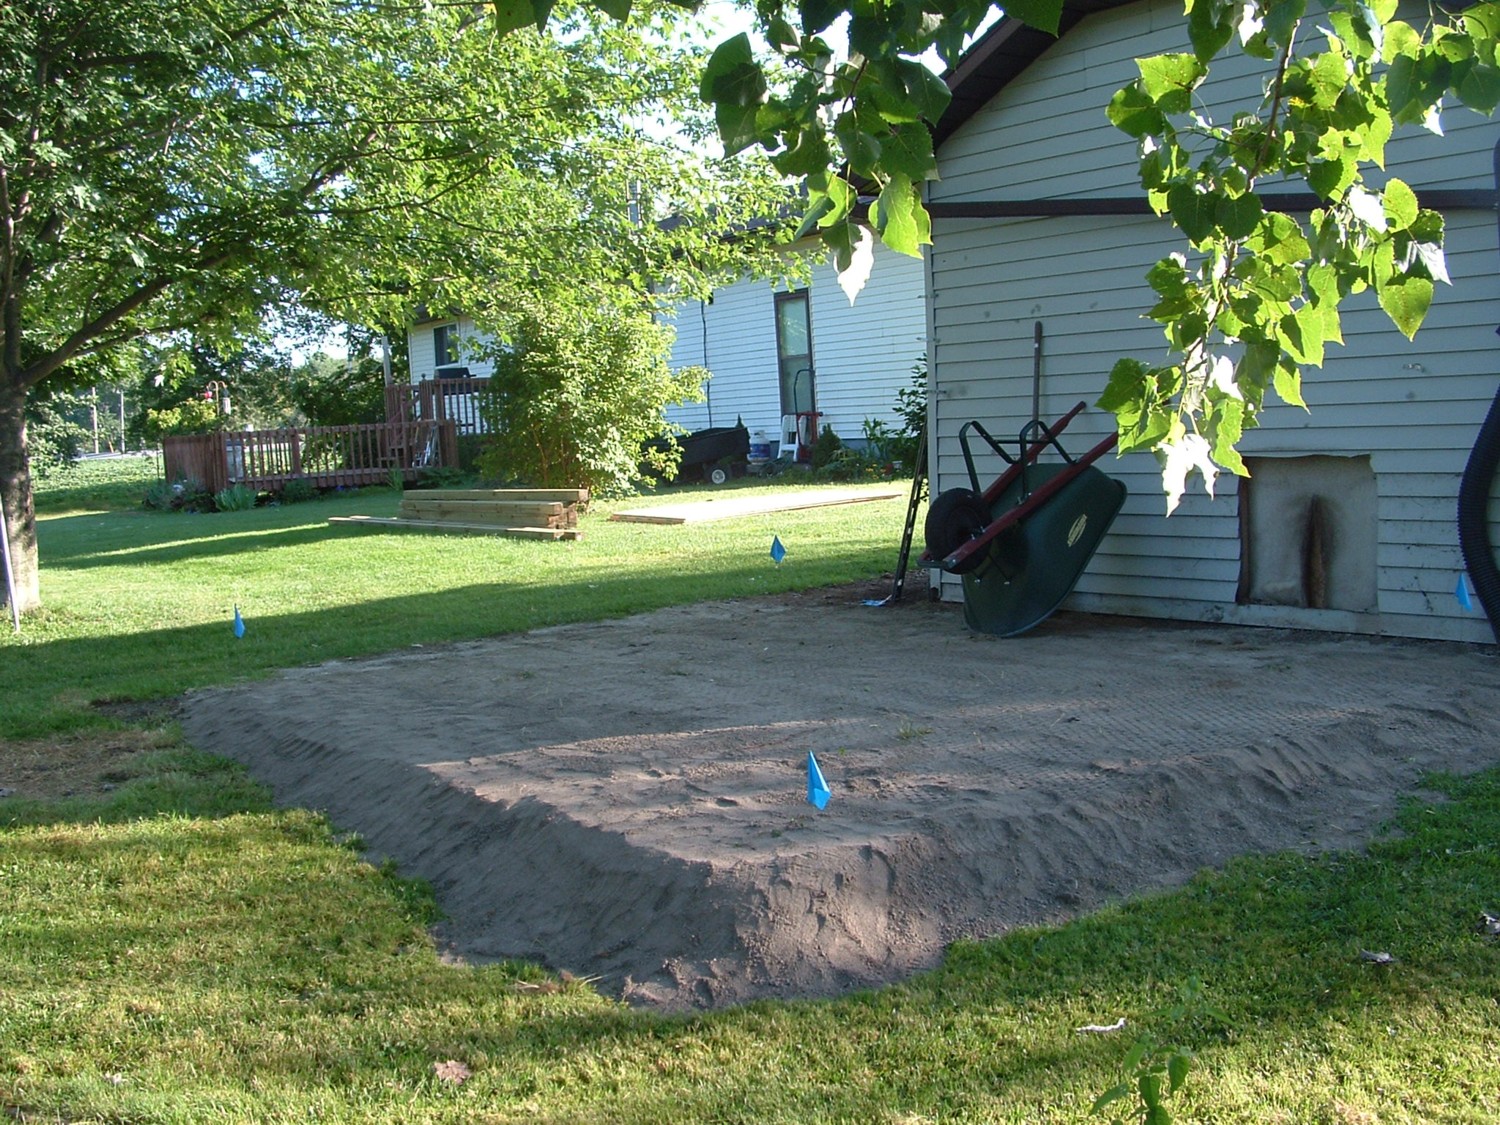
xmin=329 ymin=488 xmax=587 ymax=541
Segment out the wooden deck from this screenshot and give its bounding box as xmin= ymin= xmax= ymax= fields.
xmin=163 ymin=421 xmax=458 ymax=494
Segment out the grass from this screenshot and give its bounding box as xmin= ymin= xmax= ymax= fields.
xmin=3 ymin=459 xmax=1499 ymax=1123
xmin=5 ymin=471 xmax=907 ymax=738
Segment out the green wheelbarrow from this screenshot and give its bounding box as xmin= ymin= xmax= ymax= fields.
xmin=919 ymin=402 xmax=1126 ymax=637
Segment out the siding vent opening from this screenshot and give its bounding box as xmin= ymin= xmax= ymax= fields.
xmin=1238 ymin=455 xmax=1377 ymax=613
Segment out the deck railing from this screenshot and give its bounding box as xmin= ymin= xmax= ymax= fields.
xmin=385 ymin=376 xmax=489 ymax=436
xmin=163 ymin=421 xmax=458 ymax=494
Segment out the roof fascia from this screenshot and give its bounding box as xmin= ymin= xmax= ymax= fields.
xmin=934 ymin=0 xmax=1137 ymax=150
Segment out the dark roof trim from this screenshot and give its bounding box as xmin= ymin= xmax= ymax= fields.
xmin=934 ymin=0 xmax=1135 ymax=151
xmin=927 ymin=189 xmax=1500 ymax=218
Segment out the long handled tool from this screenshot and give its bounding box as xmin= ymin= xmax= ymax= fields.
xmin=864 ymin=425 xmax=928 ymax=607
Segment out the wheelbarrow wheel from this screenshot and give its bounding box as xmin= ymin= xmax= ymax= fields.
xmin=924 ymin=487 xmax=991 ymax=571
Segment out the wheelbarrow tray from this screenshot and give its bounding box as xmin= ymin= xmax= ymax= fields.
xmin=960 ymin=461 xmax=1126 ymax=637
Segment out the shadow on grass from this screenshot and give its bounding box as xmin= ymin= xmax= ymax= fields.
xmin=5 ymin=764 xmax=1496 ymax=1123
xmin=1 ymin=547 xmax=892 ymax=738
xmin=37 ymin=503 xmax=391 ymax=570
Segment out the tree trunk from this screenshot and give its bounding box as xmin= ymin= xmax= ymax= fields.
xmin=0 ymin=378 xmax=40 ymax=616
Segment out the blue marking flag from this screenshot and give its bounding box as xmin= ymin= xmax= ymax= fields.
xmin=233 ymin=605 xmax=246 ymax=638
xmin=770 ymin=535 xmax=787 ymax=564
xmin=1457 ymin=573 xmax=1475 ymax=612
xmin=807 ymin=751 xmax=830 ymax=810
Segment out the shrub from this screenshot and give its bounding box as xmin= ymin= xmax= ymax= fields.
xmin=213 ymin=484 xmax=259 ymax=511
xmin=475 ymin=291 xmax=705 ymax=497
xmin=810 ymin=424 xmax=843 ymax=469
xmin=143 ymin=477 xmax=214 ymax=513
xmin=278 ymin=476 xmax=318 ymax=504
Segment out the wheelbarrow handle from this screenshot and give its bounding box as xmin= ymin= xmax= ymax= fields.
xmin=940 ymin=428 xmax=1119 ymax=573
xmin=977 ymin=401 xmax=1088 ymax=507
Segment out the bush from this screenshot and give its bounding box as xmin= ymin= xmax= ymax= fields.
xmin=810 ymin=424 xmax=843 ymax=469
xmin=143 ymin=477 xmax=214 ymax=513
xmin=213 ymin=484 xmax=259 ymax=511
xmin=278 ymin=476 xmax=318 ymax=504
xmin=475 ymin=291 xmax=705 ymax=496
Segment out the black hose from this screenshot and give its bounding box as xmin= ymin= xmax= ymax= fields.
xmin=1458 ymin=382 xmax=1500 ymax=643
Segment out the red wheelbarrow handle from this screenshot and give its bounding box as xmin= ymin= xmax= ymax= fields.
xmin=978 ymin=401 xmax=1086 ymax=508
xmin=937 ymin=426 xmax=1119 ymax=573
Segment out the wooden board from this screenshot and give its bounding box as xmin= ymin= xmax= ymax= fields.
xmin=329 ymin=516 xmax=582 ymax=541
xmin=399 ymin=498 xmax=571 ymax=527
xmin=609 ymin=488 xmax=904 ymax=525
xmin=407 ymin=488 xmax=589 ymax=504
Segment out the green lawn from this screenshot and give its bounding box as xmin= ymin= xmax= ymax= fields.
xmin=3 ymin=463 xmax=1498 ymax=1123
xmin=8 ymin=472 xmax=908 ymax=738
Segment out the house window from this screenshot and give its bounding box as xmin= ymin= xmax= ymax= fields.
xmin=774 ymin=290 xmax=815 ymax=416
xmin=1237 ymin=455 xmax=1378 ymax=612
xmin=433 ymin=324 xmax=460 ymax=371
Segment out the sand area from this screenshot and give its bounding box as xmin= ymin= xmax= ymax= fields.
xmin=179 ymin=583 xmax=1500 ymax=1009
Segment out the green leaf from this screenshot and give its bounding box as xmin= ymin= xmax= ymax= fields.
xmin=590 ymin=0 xmax=632 ymax=20
xmin=1382 ymin=177 xmax=1418 ymax=231
xmin=699 ymin=34 xmax=764 ymax=103
xmin=1167 ymin=183 xmax=1218 ymax=244
xmin=1187 ymin=0 xmax=1235 ymax=62
xmin=1137 ymin=54 xmax=1207 ymax=114
xmin=1250 ymin=212 xmax=1311 ymax=265
xmin=1280 ymin=303 xmax=1326 ymax=366
xmin=1108 ymin=84 xmax=1170 ymax=138
xmin=1138 ymin=1071 xmax=1164 ymax=1109
xmin=771 ymin=128 xmax=833 ymax=176
xmin=799 ymin=0 xmax=843 ymax=35
xmin=1098 ymin=357 xmax=1150 ymax=416
xmin=1167 ymin=1048 xmax=1194 ymax=1093
xmin=1091 ymin=1083 xmax=1133 ymax=1114
xmin=880 ymin=121 xmax=940 ymax=181
xmin=700 ymin=35 xmax=769 ymax=155
xmin=822 ymin=220 xmax=856 ymax=273
xmin=872 ymin=175 xmax=922 ymax=257
xmin=1358 ymin=107 xmax=1392 ymax=165
xmin=1307 ymin=154 xmax=1354 ymax=199
xmin=1308 ymin=49 xmax=1348 ymax=108
xmin=1378 ymin=272 xmax=1434 ymax=338
xmin=1274 ymin=357 xmax=1307 ymax=408
xmin=1264 ymin=0 xmax=1308 ymax=45
xmin=491 ymin=0 xmax=539 ymax=36
xmin=794 ymin=195 xmax=836 ymax=241
xmin=1459 ymin=62 xmax=1500 ymax=112
xmin=834 ymin=112 xmax=881 ymax=175
xmin=888 ymin=58 xmax=953 ymax=122
xmin=1216 ymin=192 xmax=1264 ymax=239
xmin=1211 ymin=399 xmax=1248 ymax=476
xmin=999 ymin=0 xmax=1065 ymax=36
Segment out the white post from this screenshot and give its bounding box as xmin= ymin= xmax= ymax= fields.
xmin=0 ymin=496 xmax=19 ymax=633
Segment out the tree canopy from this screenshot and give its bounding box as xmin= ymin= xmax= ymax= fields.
xmin=0 ymin=0 xmax=787 ymax=612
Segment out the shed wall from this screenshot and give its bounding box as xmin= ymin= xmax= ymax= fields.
xmin=929 ymin=0 xmax=1500 ymax=642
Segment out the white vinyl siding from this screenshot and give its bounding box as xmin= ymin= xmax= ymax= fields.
xmin=929 ymin=0 xmax=1500 ymax=642
xmin=666 ymin=241 xmax=927 ymax=441
xmin=407 ymin=316 xmax=495 ymax=382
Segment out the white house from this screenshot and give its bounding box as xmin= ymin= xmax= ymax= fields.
xmin=405 ymin=240 xmax=928 ymax=460
xmin=664 ymin=239 xmax=927 ymax=455
xmin=926 ymin=0 xmax=1500 ymax=643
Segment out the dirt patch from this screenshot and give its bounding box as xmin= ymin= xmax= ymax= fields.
xmin=179 ymin=581 xmax=1500 ymax=1009
xmin=0 ymin=726 xmax=178 ymax=802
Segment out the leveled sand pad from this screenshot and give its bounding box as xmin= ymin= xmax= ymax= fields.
xmin=180 ymin=592 xmax=1500 ymax=1009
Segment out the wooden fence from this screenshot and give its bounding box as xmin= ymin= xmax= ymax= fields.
xmin=163 ymin=421 xmax=458 ymax=494
xmin=384 ymin=376 xmax=489 ymax=436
